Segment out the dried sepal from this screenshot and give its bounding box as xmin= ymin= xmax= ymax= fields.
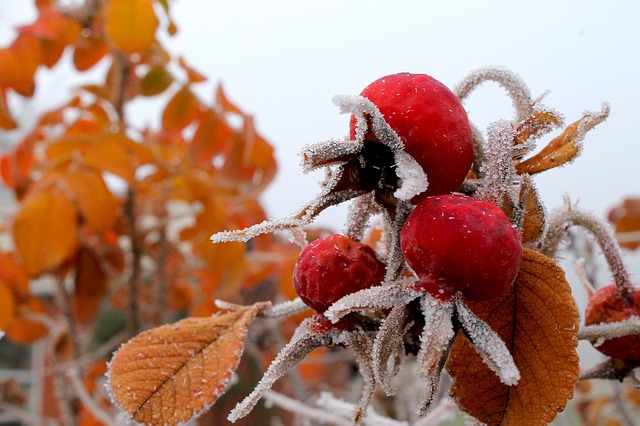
xmin=455 ymin=300 xmax=520 ymax=386
xmin=416 ymin=296 xmax=456 ymax=415
xmin=454 ymin=66 xmax=533 ymax=123
xmin=300 ymin=138 xmax=362 ymax=172
xmin=373 ymin=305 xmax=412 ymax=396
xmin=516 ymin=103 xmax=610 ymax=175
xmin=517 ymin=174 xmax=547 ymax=245
xmin=513 ymin=106 xmax=565 ymax=149
xmin=324 ymin=281 xmax=422 ymax=324
xmin=344 ymin=193 xmax=380 ymax=242
xmin=227 ymin=318 xmax=334 ymax=422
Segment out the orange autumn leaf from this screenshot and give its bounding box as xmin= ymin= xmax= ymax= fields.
xmin=73 ymin=32 xmax=110 ymax=71
xmin=446 ymin=249 xmax=580 ymax=425
xmin=0 ymin=89 xmax=17 ymax=130
xmin=4 ymin=296 xmax=49 ymax=344
xmin=73 ymin=249 xmax=108 ymax=324
xmin=516 ymin=104 xmax=609 ymax=175
xmin=216 ymin=83 xmax=243 ymax=115
xmin=190 ymin=109 xmax=233 ymax=167
xmin=0 ymin=33 xmax=41 ymax=96
xmin=63 ymin=170 xmax=119 ymax=232
xmin=107 ymin=302 xmax=269 ymax=425
xmin=162 ymin=86 xmax=202 ymax=133
xmin=608 ymin=197 xmax=640 ymax=250
xmin=178 ymin=56 xmax=206 ymax=84
xmin=13 ymin=189 xmax=78 ymax=276
xmin=84 ymin=133 xmax=148 ymax=183
xmin=105 ymin=0 xmax=159 ymax=54
xmin=0 ymin=283 xmax=16 ymax=329
xmin=0 ymin=252 xmax=29 ymax=293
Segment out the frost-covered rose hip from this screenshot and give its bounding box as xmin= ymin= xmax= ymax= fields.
xmin=400 ymin=194 xmax=522 ymax=301
xmin=584 ymin=284 xmax=640 ymax=360
xmin=293 ymin=234 xmax=386 ymax=313
xmin=350 ymin=73 xmax=474 ymax=203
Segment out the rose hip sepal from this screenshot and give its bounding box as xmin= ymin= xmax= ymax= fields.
xmin=584 ymin=284 xmax=640 ymax=360
xmin=293 ymin=233 xmax=386 ymax=314
xmin=349 ymin=72 xmax=474 ymax=203
xmin=400 ymin=194 xmax=522 ymax=301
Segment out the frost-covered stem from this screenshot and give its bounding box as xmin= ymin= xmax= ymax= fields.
xmin=54 ymin=277 xmax=82 ymax=359
xmin=66 ymin=368 xmax=116 ymax=426
xmin=263 ymin=391 xmax=352 ymax=426
xmin=124 ymin=188 xmax=142 ymax=334
xmin=454 ymin=66 xmax=533 ymax=123
xmin=580 ymin=358 xmax=639 ymax=381
xmin=542 ymin=208 xmax=634 ymax=296
xmin=577 ymin=316 xmax=640 ymax=341
xmin=228 ymin=320 xmax=332 ymax=422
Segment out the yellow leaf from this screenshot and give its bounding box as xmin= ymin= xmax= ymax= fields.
xmin=446 ymin=249 xmax=580 ymax=425
xmin=13 ymin=189 xmax=78 ymax=276
xmin=108 ymin=303 xmax=268 ymax=425
xmin=105 ymin=0 xmax=158 ymax=54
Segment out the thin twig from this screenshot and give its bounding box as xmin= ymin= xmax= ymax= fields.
xmin=124 ymin=188 xmax=142 ymax=334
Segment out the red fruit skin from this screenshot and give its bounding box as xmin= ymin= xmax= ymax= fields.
xmin=349 ymin=73 xmax=474 ymax=203
xmin=584 ymin=285 xmax=640 ymax=360
xmin=293 ymin=234 xmax=386 ymax=313
xmin=400 ymin=194 xmax=522 ymax=301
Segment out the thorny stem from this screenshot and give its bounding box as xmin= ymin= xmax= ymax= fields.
xmin=542 ymin=206 xmax=634 ymax=296
xmin=124 ymin=188 xmax=142 ymax=334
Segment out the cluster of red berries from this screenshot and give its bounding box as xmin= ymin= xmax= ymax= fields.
xmin=294 ymin=73 xmax=523 ymax=316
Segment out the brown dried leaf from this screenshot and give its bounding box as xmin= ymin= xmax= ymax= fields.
xmin=519 ymin=175 xmax=546 ymax=244
xmin=516 ymin=104 xmax=609 ymax=174
xmin=108 ymin=302 xmax=268 ymax=425
xmin=513 ymin=108 xmax=563 ymax=147
xmin=446 ymin=249 xmax=580 ymax=425
xmin=608 ymin=198 xmax=640 ymax=250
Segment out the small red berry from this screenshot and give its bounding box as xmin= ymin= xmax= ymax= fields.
xmin=293 ymin=234 xmax=386 ymax=313
xmin=584 ymin=284 xmax=640 ymax=360
xmin=400 ymin=194 xmax=522 ymax=301
xmin=350 ymin=73 xmax=474 ymax=203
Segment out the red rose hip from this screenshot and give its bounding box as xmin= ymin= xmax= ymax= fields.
xmin=400 ymin=194 xmax=522 ymax=301
xmin=350 ymin=73 xmax=474 ymax=203
xmin=584 ymin=284 xmax=640 ymax=360
xmin=293 ymin=234 xmax=386 ymax=313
